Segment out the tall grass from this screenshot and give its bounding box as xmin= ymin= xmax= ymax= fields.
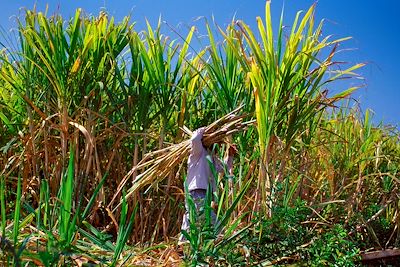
xmin=240 ymin=2 xmax=363 ymax=216
xmin=0 ymin=2 xmax=399 ymax=265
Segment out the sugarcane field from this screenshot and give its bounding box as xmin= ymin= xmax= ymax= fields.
xmin=0 ymin=1 xmax=399 ymax=266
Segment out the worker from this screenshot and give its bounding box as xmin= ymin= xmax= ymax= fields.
xmin=179 ymin=127 xmax=237 ymax=243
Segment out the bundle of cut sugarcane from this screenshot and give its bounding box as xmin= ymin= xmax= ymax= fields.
xmin=108 ymin=106 xmax=254 ymax=209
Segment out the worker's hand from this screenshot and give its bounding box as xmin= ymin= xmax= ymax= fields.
xmin=211 ymin=201 xmax=218 ymax=210
xmin=190 ymin=127 xmax=206 ymax=156
xmin=191 ymin=127 xmax=205 ymax=140
xmin=228 ymin=144 xmax=238 ymax=156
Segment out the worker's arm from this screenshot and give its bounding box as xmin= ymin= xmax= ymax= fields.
xmin=224 ymin=145 xmax=238 ymax=175
xmin=213 ymin=144 xmax=237 ymax=174
xmin=190 ymin=127 xmax=206 ymax=157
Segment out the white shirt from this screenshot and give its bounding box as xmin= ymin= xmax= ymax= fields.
xmin=186 ymin=129 xmax=226 ymax=192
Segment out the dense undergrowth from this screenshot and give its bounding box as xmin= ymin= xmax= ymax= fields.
xmin=0 ymin=2 xmax=399 ymax=266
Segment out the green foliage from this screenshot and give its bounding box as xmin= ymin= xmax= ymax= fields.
xmin=12 ymin=175 xmax=22 ymax=259
xmin=246 ymin=199 xmax=311 ymax=261
xmin=242 ymin=200 xmax=361 ymax=266
xmin=59 ymin=145 xmax=76 ymax=246
xmin=112 ymin=191 xmax=137 ymax=266
xmin=0 ymin=145 xmax=132 ymax=266
xmin=306 ymin=224 xmax=361 ymax=266
xmin=0 ymin=176 xmax=6 ymax=237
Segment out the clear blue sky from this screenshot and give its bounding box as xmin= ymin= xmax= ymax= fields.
xmin=1 ymin=0 xmax=399 ymax=127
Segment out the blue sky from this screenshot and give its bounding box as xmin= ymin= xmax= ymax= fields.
xmin=1 ymin=0 xmax=399 ymax=127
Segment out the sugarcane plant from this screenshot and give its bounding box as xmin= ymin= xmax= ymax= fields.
xmin=232 ymin=2 xmax=364 ymax=216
